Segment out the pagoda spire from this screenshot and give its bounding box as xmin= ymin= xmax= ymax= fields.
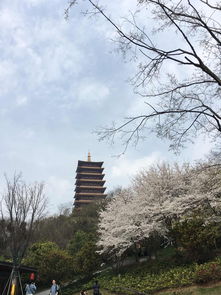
xmin=88 ymin=152 xmax=91 ymax=162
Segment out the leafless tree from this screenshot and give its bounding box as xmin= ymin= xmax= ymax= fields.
xmin=66 ymin=0 xmax=221 ymax=153
xmin=0 ymin=173 xmax=47 ymax=266
xmin=57 ymin=202 xmax=72 ymax=216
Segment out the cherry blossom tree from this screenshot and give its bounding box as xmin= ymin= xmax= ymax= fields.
xmin=97 ymin=162 xmax=221 ymax=258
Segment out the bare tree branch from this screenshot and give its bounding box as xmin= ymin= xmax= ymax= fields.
xmin=66 ymin=0 xmax=221 ymax=152
xmin=0 ymin=173 xmax=47 ymax=265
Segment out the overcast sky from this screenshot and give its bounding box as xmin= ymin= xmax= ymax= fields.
xmin=0 ymin=0 xmax=213 ymax=213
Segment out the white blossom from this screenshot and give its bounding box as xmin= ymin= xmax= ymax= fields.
xmin=97 ymin=162 xmax=221 ymax=257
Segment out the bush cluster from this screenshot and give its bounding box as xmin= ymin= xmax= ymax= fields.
xmin=83 ymin=266 xmax=195 ymax=294
xmin=81 ymin=257 xmax=221 ymax=294
xmin=193 ymin=259 xmax=221 ymax=284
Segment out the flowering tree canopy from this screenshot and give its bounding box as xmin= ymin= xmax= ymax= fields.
xmin=97 ymin=163 xmax=221 ymax=257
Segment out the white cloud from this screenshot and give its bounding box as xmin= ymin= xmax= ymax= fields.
xmin=24 ymin=0 xmax=45 ymax=6
xmin=126 ymin=97 xmax=147 ymax=116
xmin=45 ymin=176 xmax=73 ymax=212
xmin=76 ymin=80 xmax=110 ymax=105
xmin=111 ymin=152 xmax=163 ymax=179
xmin=0 ymin=60 xmax=18 ymax=95
xmin=16 ymin=96 xmax=28 ymax=106
xmin=183 ymin=136 xmax=214 ymax=161
xmin=0 ymin=7 xmax=22 ymax=30
xmin=20 ymin=127 xmax=35 ymax=139
xmin=0 ymin=3 xmax=85 ymax=95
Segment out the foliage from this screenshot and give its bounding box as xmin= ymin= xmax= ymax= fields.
xmin=61 ymin=276 xmax=94 ymax=295
xmin=72 ymin=202 xmax=101 ymax=234
xmin=81 ymin=279 xmax=221 ymax=295
xmin=67 ymin=204 xmax=103 ymax=276
xmin=68 ymin=231 xmax=95 ymax=256
xmin=97 ymin=163 xmax=221 ymax=259
xmin=26 ymin=202 xmax=103 ymax=281
xmin=67 ymin=230 xmax=101 ymax=275
xmin=194 ymin=260 xmax=221 ymax=284
xmin=170 ymin=217 xmax=220 ymax=263
xmin=158 ymin=283 xmax=221 ymax=295
xmin=32 ymin=201 xmax=102 ymax=251
xmin=73 ymin=241 xmax=102 ymax=275
xmin=83 ymin=264 xmax=196 ymax=294
xmin=33 ymin=214 xmax=76 ymax=249
xmin=81 ymin=257 xmax=221 ymax=294
xmin=24 ymin=242 xmax=73 ymax=284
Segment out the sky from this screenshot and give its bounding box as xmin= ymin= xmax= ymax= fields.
xmin=0 ymin=0 xmax=213 ymax=214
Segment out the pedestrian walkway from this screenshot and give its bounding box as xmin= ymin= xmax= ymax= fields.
xmin=36 ymin=289 xmax=50 ymax=295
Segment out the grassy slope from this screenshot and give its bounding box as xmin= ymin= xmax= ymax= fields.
xmin=82 ymin=248 xmax=196 ymax=294
xmin=156 ymin=281 xmax=221 ymax=295
xmin=71 ymin=283 xmax=221 ymax=295
xmin=63 ymin=249 xmax=221 ymax=295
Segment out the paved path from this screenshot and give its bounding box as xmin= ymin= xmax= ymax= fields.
xmin=36 ymin=289 xmax=50 ymax=295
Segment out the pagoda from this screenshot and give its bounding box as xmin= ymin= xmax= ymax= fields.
xmin=74 ymin=153 xmax=107 ymax=208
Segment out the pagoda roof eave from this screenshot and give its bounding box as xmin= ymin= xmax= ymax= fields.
xmin=75 ymin=180 xmax=106 ymax=185
xmin=76 ymin=166 xmax=104 ymax=170
xmin=74 ymin=199 xmax=105 ymax=203
xmin=78 ymin=160 xmax=103 ymax=165
xmin=75 ymin=179 xmax=105 ymax=182
xmin=74 ymin=200 xmax=94 ymax=204
xmin=75 ymin=192 xmax=107 ymax=196
xmin=76 ymin=172 xmax=105 ymax=176
xmin=75 ymin=186 xmax=106 ymax=190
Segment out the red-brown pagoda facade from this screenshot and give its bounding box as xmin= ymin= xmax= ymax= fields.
xmin=74 ymin=153 xmax=107 ymax=208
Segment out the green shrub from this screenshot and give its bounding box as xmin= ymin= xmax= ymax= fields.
xmin=83 ymin=265 xmax=195 ymax=293
xmin=65 ymin=256 xmax=221 ymax=294
xmin=169 ymin=217 xmax=220 ymax=263
xmin=73 ymin=241 xmax=102 ymax=275
xmin=24 ymin=242 xmax=74 ymax=285
xmin=194 ymin=262 xmax=221 ymax=284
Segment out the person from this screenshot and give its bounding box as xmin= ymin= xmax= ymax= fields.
xmin=92 ymin=281 xmax=100 ymax=295
xmin=50 ymin=280 xmax=60 ymax=295
xmin=25 ymin=282 xmax=37 ymax=295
